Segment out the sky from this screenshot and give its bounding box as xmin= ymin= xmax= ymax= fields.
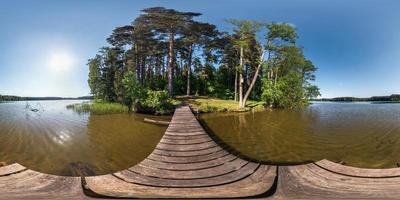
xmin=0 ymin=0 xmax=399 ymax=98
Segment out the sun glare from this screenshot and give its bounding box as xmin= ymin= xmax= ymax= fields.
xmin=49 ymin=52 xmax=74 ymax=71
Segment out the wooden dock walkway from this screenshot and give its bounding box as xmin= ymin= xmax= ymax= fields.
xmin=84 ymin=105 xmax=277 ymax=198
xmin=2 ymin=105 xmax=400 ymax=199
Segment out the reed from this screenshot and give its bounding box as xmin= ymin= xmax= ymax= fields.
xmin=66 ymin=101 xmax=129 ymax=114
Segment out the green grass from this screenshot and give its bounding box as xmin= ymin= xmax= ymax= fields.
xmin=66 ymin=101 xmax=129 ymax=115
xmin=175 ymin=96 xmax=266 ymax=113
xmin=67 ymin=97 xmax=266 ymax=115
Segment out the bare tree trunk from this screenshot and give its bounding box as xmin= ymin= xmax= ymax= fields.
xmin=162 ymin=56 xmax=166 ymax=79
xmin=234 ymin=69 xmax=238 ymax=101
xmin=135 ymin=45 xmax=140 ymax=82
xmin=168 ymin=31 xmax=175 ymax=96
xmin=186 ymin=44 xmax=193 ymax=96
xmin=239 ymin=46 xmax=244 ymax=107
xmin=242 ymin=50 xmax=266 ymax=107
xmin=141 ymin=56 xmax=146 ymax=85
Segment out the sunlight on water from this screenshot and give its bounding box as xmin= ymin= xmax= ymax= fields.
xmin=0 ymin=100 xmax=168 ymax=176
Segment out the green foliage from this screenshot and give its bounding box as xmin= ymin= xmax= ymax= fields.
xmin=176 ymin=97 xmax=252 ymax=113
xmin=140 ymin=90 xmax=174 ymax=115
xmin=122 ymin=71 xmax=144 ymax=103
xmin=266 ymin=22 xmax=297 ymax=44
xmin=87 ymin=55 xmax=102 ymax=99
xmin=86 ymin=7 xmax=321 ymax=113
xmin=262 ymin=73 xmax=306 ymax=108
xmin=122 ymin=71 xmax=173 ymax=115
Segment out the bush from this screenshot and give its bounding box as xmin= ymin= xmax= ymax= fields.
xmin=136 ymin=90 xmax=174 ymax=115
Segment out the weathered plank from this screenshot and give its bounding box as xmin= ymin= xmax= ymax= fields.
xmin=140 ymin=154 xmax=237 ymax=171
xmin=156 ymin=140 xmax=218 ymax=151
xmin=274 ymin=159 xmax=400 ymax=199
xmin=85 ymin=165 xmax=276 ymax=198
xmin=160 ymin=137 xmax=212 ymax=145
xmin=0 ymin=163 xmax=26 ymax=176
xmin=152 ymin=146 xmax=224 ymax=158
xmin=129 ymin=158 xmax=250 ymax=179
xmin=144 ymin=118 xmax=170 ymax=125
xmin=0 ymin=166 xmax=89 ymax=199
xmin=114 ymin=162 xmax=259 ymax=187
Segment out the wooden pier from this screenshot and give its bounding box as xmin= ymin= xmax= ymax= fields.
xmin=2 ymin=105 xmax=400 ymax=199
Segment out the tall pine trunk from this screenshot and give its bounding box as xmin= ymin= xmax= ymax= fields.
xmin=234 ymin=69 xmax=238 ymax=101
xmin=186 ymin=44 xmax=193 ymax=96
xmin=239 ymin=46 xmax=244 ymax=107
xmin=135 ymin=45 xmax=140 ymax=83
xmin=167 ymin=31 xmax=175 ymax=96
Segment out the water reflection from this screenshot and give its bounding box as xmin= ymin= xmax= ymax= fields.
xmin=200 ymin=102 xmax=400 ymax=168
xmin=0 ymin=100 xmax=167 ymax=176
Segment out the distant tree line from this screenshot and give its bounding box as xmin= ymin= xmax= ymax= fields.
xmin=316 ymin=94 xmax=400 ymax=102
xmin=0 ymin=95 xmax=23 ymax=101
xmin=0 ymin=95 xmax=93 ymax=101
xmin=87 ymin=7 xmax=320 ymax=111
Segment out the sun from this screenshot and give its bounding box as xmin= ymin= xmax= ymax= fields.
xmin=49 ymin=51 xmax=74 ymax=71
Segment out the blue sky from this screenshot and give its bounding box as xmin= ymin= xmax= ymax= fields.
xmin=0 ymin=0 xmax=399 ymax=98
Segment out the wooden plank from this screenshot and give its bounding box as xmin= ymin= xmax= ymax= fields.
xmin=151 ymin=146 xmax=225 ymax=159
xmin=0 ymin=169 xmax=88 ymax=199
xmin=160 ymin=137 xmax=212 ymax=145
xmin=315 ymin=159 xmax=400 ymax=178
xmin=144 ymin=118 xmax=170 ymax=125
xmin=0 ymin=163 xmax=26 ymax=176
xmin=161 ymin=134 xmax=210 ymax=140
xmin=129 ymin=158 xmax=249 ymax=179
xmin=275 ymin=162 xmax=400 ymax=199
xmin=85 ymin=165 xmax=276 ymax=198
xmin=156 ymin=140 xmax=218 ymax=151
xmin=114 ymin=162 xmax=260 ymax=187
xmin=139 ymin=154 xmax=237 ymax=171
xmin=165 ymin=132 xmax=205 ymax=136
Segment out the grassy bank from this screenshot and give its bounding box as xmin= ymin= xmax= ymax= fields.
xmin=175 ymin=96 xmax=265 ymax=113
xmin=67 ymin=97 xmax=266 ymax=115
xmin=66 ymin=101 xmax=129 ymax=114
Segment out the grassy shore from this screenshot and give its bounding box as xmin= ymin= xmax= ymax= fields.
xmin=66 ymin=101 xmax=129 ymax=114
xmin=67 ymin=97 xmax=266 ymax=115
xmin=174 ymin=96 xmax=265 ymax=113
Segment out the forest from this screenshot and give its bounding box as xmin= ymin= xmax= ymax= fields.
xmin=316 ymin=94 xmax=400 ymax=102
xmin=87 ymin=7 xmax=320 ymax=114
xmin=0 ymin=95 xmax=92 ymax=101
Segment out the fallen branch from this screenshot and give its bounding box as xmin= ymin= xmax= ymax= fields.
xmin=144 ymin=118 xmax=170 ymax=126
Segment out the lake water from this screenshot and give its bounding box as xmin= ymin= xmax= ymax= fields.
xmin=200 ymin=102 xmax=400 ymax=168
xmin=1 ymin=101 xmax=400 ymax=176
xmin=0 ymin=100 xmax=167 ymax=176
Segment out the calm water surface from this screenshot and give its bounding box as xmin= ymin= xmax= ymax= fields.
xmin=0 ymin=100 xmax=168 ymax=176
xmin=2 ymin=101 xmax=400 ymax=175
xmin=200 ymin=102 xmax=400 ymax=168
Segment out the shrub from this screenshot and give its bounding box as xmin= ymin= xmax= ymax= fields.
xmin=136 ymin=90 xmax=174 ymax=115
